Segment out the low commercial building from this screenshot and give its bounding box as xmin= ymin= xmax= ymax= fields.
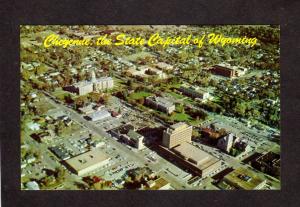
xmin=201 ymin=128 xmax=223 ymax=145
xmin=155 ymin=62 xmax=174 ymax=71
xmin=79 ymin=104 xmax=95 ymax=115
xmin=221 ymin=167 xmax=267 ymax=190
xmin=25 ymin=181 xmax=40 ymax=190
xmin=157 ymin=142 xmax=222 ymax=177
xmin=109 ymin=124 xmax=135 ymax=139
xmin=125 ymin=67 xmax=148 ymax=77
xmin=27 ymin=122 xmax=40 ymax=131
xmin=110 ymin=125 xmax=144 ymax=150
xmin=145 ymin=96 xmax=175 ymax=114
xmin=121 ymin=130 xmax=145 ymax=150
xmin=140 ymin=65 xmax=167 ymax=79
xmin=251 ymin=151 xmax=280 ymax=178
xmin=234 ymin=140 xmax=251 ymax=152
xmin=162 ymin=122 xmax=192 ymax=149
xmin=142 ymin=177 xmax=172 ymax=190
xmin=173 ymin=142 xmax=222 ymax=177
xmin=126 ymin=66 xmax=167 ymax=79
xmin=49 ymin=146 xmax=71 ymax=160
xmin=87 ymin=109 xmax=111 ymax=121
xmin=65 ymin=149 xmax=110 ymax=176
xmin=31 ymin=130 xmax=55 ymax=143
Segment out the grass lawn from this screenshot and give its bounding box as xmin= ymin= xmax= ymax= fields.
xmin=52 ymin=88 xmax=76 ymax=100
xmin=171 ymin=112 xmax=191 ymax=122
xmin=183 ymin=97 xmax=195 ymax=105
xmin=189 ymin=119 xmax=202 ymax=126
xmin=129 ymin=91 xmax=152 ymax=100
xmin=169 ymin=91 xmax=184 ymax=99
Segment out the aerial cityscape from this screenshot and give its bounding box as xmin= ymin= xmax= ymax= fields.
xmin=20 ymin=25 xmax=280 ymax=190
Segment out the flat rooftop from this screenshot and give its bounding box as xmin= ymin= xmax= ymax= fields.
xmin=147 ymin=96 xmax=174 ymax=107
xmin=96 ymin=77 xmax=113 ymax=82
xmin=180 ymin=86 xmax=208 ymax=94
xmin=74 ymin=81 xmax=93 ymax=87
xmin=88 ymin=109 xmax=111 ymax=119
xmin=127 ymin=130 xmax=143 ymax=141
xmin=173 ymin=142 xmax=220 ymax=169
xmin=148 ymin=177 xmax=170 ymax=190
xmin=223 ymin=167 xmax=266 ymax=190
xmin=170 ymin=122 xmax=189 ymax=131
xmin=65 ymin=149 xmax=109 ymax=172
xmin=166 ymin=122 xmax=191 ymax=134
xmin=155 ymin=62 xmax=173 ymax=70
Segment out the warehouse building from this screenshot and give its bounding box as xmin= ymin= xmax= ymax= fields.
xmin=65 ymin=149 xmax=110 ymax=176
xmin=87 ymin=109 xmax=111 ymax=121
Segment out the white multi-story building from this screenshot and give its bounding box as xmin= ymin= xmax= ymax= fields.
xmin=91 ymin=70 xmax=114 ymax=91
xmin=93 ymin=77 xmax=114 ymax=91
xmin=145 ymin=96 xmax=175 ymax=114
xmin=179 ymin=86 xmax=210 ymax=101
xmin=68 ymin=70 xmax=114 ymax=95
xmin=73 ymin=81 xmax=94 ymax=96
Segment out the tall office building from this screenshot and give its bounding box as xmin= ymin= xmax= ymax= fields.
xmin=162 ymin=122 xmax=193 ymax=149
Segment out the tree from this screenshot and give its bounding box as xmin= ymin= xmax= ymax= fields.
xmin=55 ymin=121 xmax=65 ymax=136
xmin=234 ymin=102 xmax=247 ymax=117
xmin=101 ymin=94 xmax=111 ymax=104
xmin=55 ymin=167 xmax=66 ymax=183
xmin=64 ymin=94 xmax=74 ymax=104
xmin=192 ymin=130 xmax=199 ymax=138
xmin=21 ymin=70 xmax=32 ymax=81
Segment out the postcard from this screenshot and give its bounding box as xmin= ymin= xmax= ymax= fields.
xmin=20 ymin=25 xmax=280 ymax=190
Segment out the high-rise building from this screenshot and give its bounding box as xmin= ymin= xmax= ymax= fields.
xmin=162 ymin=122 xmax=192 ymax=148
